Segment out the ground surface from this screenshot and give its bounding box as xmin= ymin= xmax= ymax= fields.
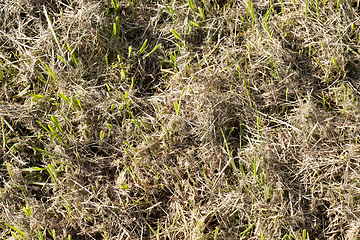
xmin=1 ymin=0 xmax=360 ymax=239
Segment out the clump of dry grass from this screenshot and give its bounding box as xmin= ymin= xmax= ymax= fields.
xmin=1 ymin=0 xmax=360 ymax=239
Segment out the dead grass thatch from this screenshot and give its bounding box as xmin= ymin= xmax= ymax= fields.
xmin=1 ymin=0 xmax=360 ymax=239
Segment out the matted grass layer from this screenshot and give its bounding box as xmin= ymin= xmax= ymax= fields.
xmin=1 ymin=0 xmax=360 ymax=239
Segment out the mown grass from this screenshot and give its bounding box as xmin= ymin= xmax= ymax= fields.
xmin=1 ymin=0 xmax=360 ymax=239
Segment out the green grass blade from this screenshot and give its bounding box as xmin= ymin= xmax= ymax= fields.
xmin=5 ymin=224 xmax=27 ymax=237
xmin=142 ymin=44 xmax=161 ymax=59
xmin=198 ymin=6 xmax=205 ymax=18
xmin=139 ymin=39 xmax=148 ymax=55
xmin=31 ymin=94 xmax=44 ymax=100
xmin=51 ymin=115 xmax=62 ymax=133
xmin=1 ymin=117 xmax=5 ymax=149
xmin=58 ymin=92 xmax=71 ymax=103
xmin=6 ymin=162 xmax=13 ymax=181
xmin=37 ymin=120 xmax=50 ymax=132
xmin=72 ymin=97 xmax=82 ymax=110
xmin=247 ymin=1 xmax=255 ymax=29
xmin=171 ymin=29 xmax=182 ymax=40
xmin=66 ymin=205 xmax=72 ymax=223
xmin=46 ymin=164 xmax=58 ymax=185
xmin=336 ymin=0 xmax=341 ymax=10
xmin=37 ymin=230 xmax=44 ymax=240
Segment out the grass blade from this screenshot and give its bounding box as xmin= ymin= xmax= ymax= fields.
xmin=51 ymin=115 xmax=62 ymax=133
xmin=5 ymin=224 xmax=27 ymax=237
xmin=43 ymin=6 xmax=71 ymax=71
xmin=1 ymin=117 xmax=5 ymax=150
xmin=142 ymin=44 xmax=161 ymax=59
xmin=336 ymin=0 xmax=341 ymax=10
xmin=6 ymin=162 xmax=13 ymax=181
xmin=170 ymin=29 xmax=182 ymax=40
xmin=58 ymin=92 xmax=71 ymax=103
xmin=72 ymin=97 xmax=82 ymax=110
xmin=139 ymin=39 xmax=148 ymax=55
xmin=247 ymin=1 xmax=255 ymax=30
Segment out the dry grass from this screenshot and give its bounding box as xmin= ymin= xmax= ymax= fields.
xmin=1 ymin=0 xmax=360 ymax=239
